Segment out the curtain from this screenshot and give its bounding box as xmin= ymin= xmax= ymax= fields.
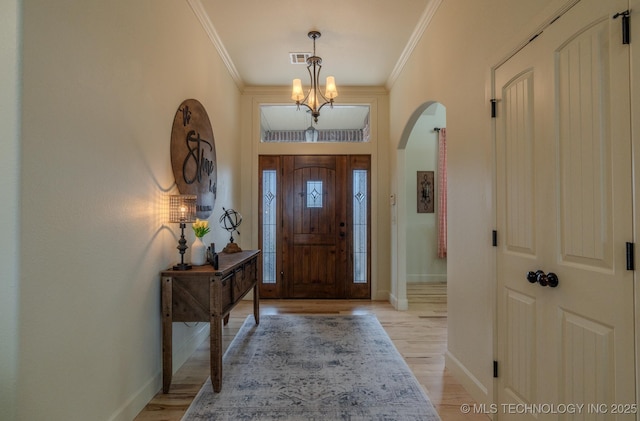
xmin=437 ymin=128 xmax=447 ymax=258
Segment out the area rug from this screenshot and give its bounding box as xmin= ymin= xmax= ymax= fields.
xmin=181 ymin=314 xmax=441 ymax=421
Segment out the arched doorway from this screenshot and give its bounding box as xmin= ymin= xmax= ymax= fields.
xmin=393 ymin=101 xmax=446 ymax=310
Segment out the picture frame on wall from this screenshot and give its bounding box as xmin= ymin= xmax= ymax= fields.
xmin=417 ymin=171 xmax=434 ymax=213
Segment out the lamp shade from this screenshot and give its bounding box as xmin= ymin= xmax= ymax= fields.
xmin=169 ymin=194 xmax=197 ymax=223
xmin=324 ymin=76 xmax=338 ymax=99
xmin=291 ymin=79 xmax=304 ymax=101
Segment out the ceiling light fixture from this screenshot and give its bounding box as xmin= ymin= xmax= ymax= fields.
xmin=305 ymin=112 xmax=319 ymax=142
xmin=291 ymin=31 xmax=338 ymax=124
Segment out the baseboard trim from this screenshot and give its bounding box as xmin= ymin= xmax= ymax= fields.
xmin=389 ymin=292 xmax=409 ymax=310
xmin=108 ymin=323 xmax=210 ymax=421
xmin=445 ymin=350 xmax=490 ymax=406
xmin=407 ymin=274 xmax=447 ymax=283
xmin=107 ymin=371 xmax=161 ymax=421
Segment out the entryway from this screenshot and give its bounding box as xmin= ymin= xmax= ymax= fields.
xmin=393 ymin=102 xmax=447 ymax=310
xmin=258 ymin=155 xmax=371 ymax=299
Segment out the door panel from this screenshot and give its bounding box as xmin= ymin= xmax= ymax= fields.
xmin=285 ymin=155 xmax=346 ymax=298
xmin=503 ymin=289 xmax=537 ymax=406
xmin=557 ymin=17 xmax=614 ymax=269
xmin=495 ymin=0 xmax=634 ymax=417
xmin=497 ymin=56 xmax=547 ymax=420
xmin=503 ymin=70 xmax=536 ymax=256
xmin=560 ymin=311 xmax=615 ymax=405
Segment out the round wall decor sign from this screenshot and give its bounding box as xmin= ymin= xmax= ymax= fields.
xmin=170 ymin=99 xmax=217 ymax=219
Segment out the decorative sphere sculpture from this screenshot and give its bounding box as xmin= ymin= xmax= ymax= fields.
xmin=219 ymin=208 xmax=242 ymax=253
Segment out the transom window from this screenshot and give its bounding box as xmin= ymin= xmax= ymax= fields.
xmin=260 ymin=105 xmax=371 ymax=143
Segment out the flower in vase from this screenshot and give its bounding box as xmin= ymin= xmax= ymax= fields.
xmin=192 ymin=218 xmax=210 ymax=238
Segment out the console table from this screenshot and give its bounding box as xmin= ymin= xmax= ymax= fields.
xmin=161 ymin=249 xmax=260 ymax=393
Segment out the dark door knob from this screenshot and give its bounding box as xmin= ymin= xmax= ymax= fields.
xmin=537 ymin=272 xmax=549 ymax=286
xmin=526 ymin=270 xmax=559 ymax=288
xmin=547 ymin=272 xmax=559 ymax=288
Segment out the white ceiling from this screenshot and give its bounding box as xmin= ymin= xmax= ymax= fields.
xmin=191 ymin=0 xmax=438 ymax=129
xmin=193 ymin=0 xmax=436 ymax=88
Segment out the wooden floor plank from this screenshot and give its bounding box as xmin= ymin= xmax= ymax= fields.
xmin=134 ymin=300 xmax=488 ymax=421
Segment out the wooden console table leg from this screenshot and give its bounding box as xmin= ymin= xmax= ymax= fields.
xmin=253 ymin=284 xmax=260 ymax=325
xmin=210 ymin=315 xmax=223 ymax=392
xmin=161 ymin=276 xmax=173 ymax=393
xmin=210 ymin=277 xmax=223 ymax=393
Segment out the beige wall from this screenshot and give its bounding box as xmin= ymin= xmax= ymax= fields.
xmin=388 ymin=0 xmax=570 ymax=405
xmin=0 ymin=1 xmax=20 ymax=419
xmin=18 ymin=0 xmax=242 ymax=419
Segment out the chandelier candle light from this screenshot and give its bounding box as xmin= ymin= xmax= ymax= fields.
xmin=291 ymin=31 xmax=338 ymax=124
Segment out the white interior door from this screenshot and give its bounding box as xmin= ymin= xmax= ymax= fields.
xmin=495 ymin=0 xmax=635 ymax=418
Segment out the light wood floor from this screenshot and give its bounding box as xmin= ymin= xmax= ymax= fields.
xmin=407 ymin=282 xmax=448 ymax=304
xmin=134 ymin=300 xmax=488 ymax=421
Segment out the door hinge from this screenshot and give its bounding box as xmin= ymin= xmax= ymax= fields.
xmin=490 ymin=99 xmax=497 ymax=118
xmin=492 ymin=230 xmax=498 ymax=247
xmin=626 ymin=242 xmax=635 ymax=270
xmin=613 ymin=10 xmax=630 ymax=45
xmin=493 ymin=360 xmax=498 ymax=378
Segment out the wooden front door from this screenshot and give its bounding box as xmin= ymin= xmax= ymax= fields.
xmin=284 ymin=155 xmax=345 ymax=298
xmin=495 ymin=0 xmax=635 ymax=417
xmin=259 ymin=155 xmax=371 ymax=299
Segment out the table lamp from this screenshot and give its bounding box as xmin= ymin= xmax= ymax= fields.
xmin=169 ymin=194 xmax=197 ymax=270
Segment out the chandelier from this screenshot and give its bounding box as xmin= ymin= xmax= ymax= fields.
xmin=291 ymin=31 xmax=338 ymax=124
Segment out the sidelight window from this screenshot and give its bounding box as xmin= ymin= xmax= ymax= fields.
xmin=353 ymin=170 xmax=367 ymax=284
xmin=262 ymin=170 xmax=277 ymax=284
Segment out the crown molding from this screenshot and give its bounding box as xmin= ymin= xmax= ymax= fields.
xmin=386 ymin=0 xmax=442 ymax=90
xmin=187 ymin=0 xmax=245 ymax=90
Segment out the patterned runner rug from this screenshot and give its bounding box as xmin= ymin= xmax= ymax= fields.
xmin=182 ymin=314 xmax=441 ymax=421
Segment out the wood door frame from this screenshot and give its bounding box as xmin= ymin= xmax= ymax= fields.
xmin=258 ymin=154 xmax=371 ymax=299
